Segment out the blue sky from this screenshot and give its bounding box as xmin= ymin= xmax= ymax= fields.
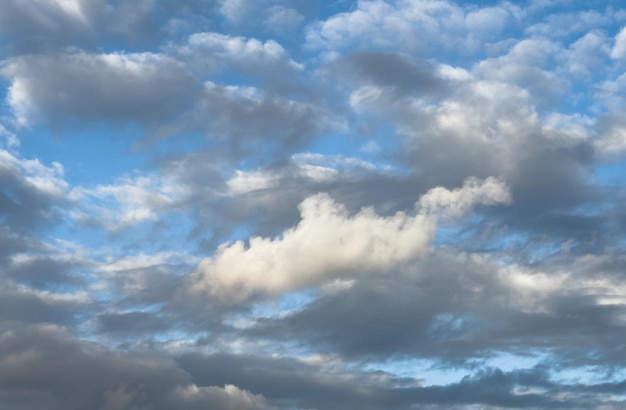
xmin=2 ymin=0 xmax=626 ymax=408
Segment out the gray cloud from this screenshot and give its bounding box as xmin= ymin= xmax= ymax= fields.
xmin=0 ymin=0 xmax=106 ymax=55
xmin=0 ymin=151 xmax=68 ymax=232
xmin=0 ymin=323 xmax=271 ymax=410
xmin=243 ymin=250 xmax=626 ymax=370
xmin=1 ymin=51 xmax=198 ymax=127
xmin=336 ymin=52 xmax=448 ymax=97
xmin=2 ymin=1 xmax=626 ymax=408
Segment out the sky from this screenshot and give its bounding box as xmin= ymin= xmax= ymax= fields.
xmin=2 ymin=0 xmax=626 ymax=408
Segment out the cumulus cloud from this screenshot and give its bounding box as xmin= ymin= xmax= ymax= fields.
xmin=4 ymin=1 xmax=626 ymax=408
xmin=187 ymin=177 xmax=510 ymax=300
xmin=178 ymin=32 xmax=303 ymax=75
xmin=1 ymin=51 xmax=196 ymax=126
xmin=305 ymin=0 xmax=522 ymax=56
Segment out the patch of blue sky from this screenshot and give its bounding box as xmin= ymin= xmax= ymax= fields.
xmin=306 ymin=120 xmax=409 ymax=174
xmin=359 ymin=358 xmax=473 ymax=387
xmin=593 ymin=160 xmax=626 ymax=188
xmin=433 ymin=214 xmax=509 ymax=252
xmin=227 ymin=289 xmax=317 ymax=330
xmin=359 ymin=351 xmax=549 ymax=387
xmin=16 ymin=123 xmax=147 ymax=187
xmin=300 ymin=131 xmax=358 ymax=159
xmin=549 ymin=364 xmax=626 ymax=387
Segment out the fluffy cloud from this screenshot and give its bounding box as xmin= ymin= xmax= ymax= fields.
xmin=305 ymin=0 xmax=522 ymax=56
xmin=178 ymin=32 xmax=303 ymax=76
xmin=187 ymin=177 xmax=510 ymax=300
xmin=1 ymin=51 xmax=196 ymax=126
xmin=4 ymin=1 xmax=626 ymax=408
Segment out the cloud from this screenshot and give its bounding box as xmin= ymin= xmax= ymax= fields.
xmin=611 ymin=25 xmax=626 ymax=59
xmin=0 ymin=323 xmax=271 ymax=410
xmin=178 ymin=32 xmax=303 ymax=75
xmin=0 ymin=149 xmax=69 ymax=232
xmin=305 ymin=0 xmax=521 ymax=56
xmin=1 ymin=51 xmax=197 ymax=127
xmin=187 ymin=177 xmax=510 ymax=301
xmin=3 ymin=1 xmax=626 ymax=408
xmin=335 ymin=52 xmax=448 ymax=97
xmin=194 ymin=83 xmax=337 ymax=154
xmin=264 ymin=6 xmax=305 ymax=31
xmin=244 ymin=247 xmax=626 ymax=371
xmin=0 ymin=0 xmax=105 ymax=53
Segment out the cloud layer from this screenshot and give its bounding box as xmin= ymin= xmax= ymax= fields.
xmin=2 ymin=1 xmax=626 ymax=409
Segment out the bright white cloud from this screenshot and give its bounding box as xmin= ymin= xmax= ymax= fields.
xmin=188 ymin=177 xmax=511 ymax=300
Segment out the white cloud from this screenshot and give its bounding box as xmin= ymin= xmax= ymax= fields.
xmin=52 ymin=0 xmax=88 ymax=24
xmin=305 ymin=0 xmax=456 ymax=52
xmin=171 ymin=383 xmax=271 ymax=410
xmin=70 ymin=173 xmax=188 ymax=231
xmin=179 ymin=32 xmax=303 ymax=74
xmin=306 ymin=0 xmax=523 ymax=55
xmin=612 ymin=26 xmax=626 ymax=59
xmin=188 ymin=177 xmax=511 ymax=300
xmin=465 ymin=7 xmax=510 ymax=37
xmin=0 ymin=124 xmax=19 ymax=149
xmin=564 ymin=31 xmax=610 ymax=76
xmin=0 ymin=149 xmax=69 ymax=199
xmin=227 ymin=169 xmax=279 ymax=195
xmin=418 ymin=176 xmax=511 ymax=218
xmin=594 ymin=122 xmax=626 ymax=157
xmin=264 ymin=6 xmax=305 ymax=31
xmin=218 ymin=0 xmax=255 ymax=23
xmin=473 ymin=38 xmax=566 ymax=100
